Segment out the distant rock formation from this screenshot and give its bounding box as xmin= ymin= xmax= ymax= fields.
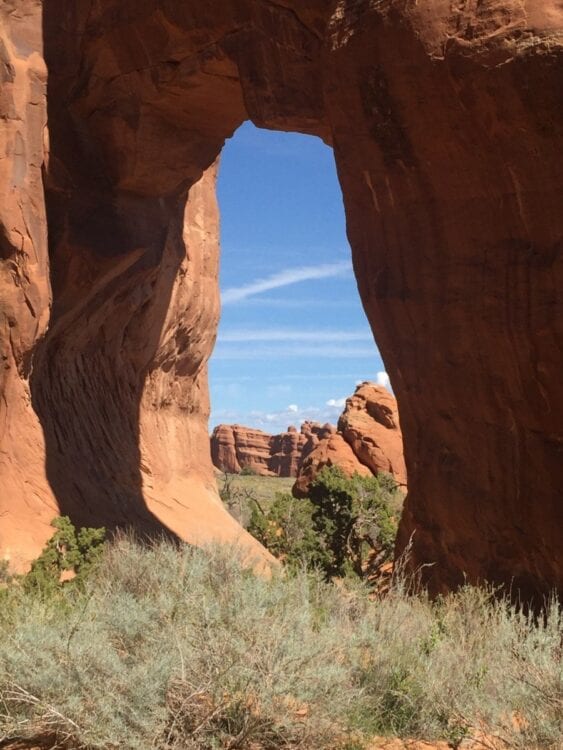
xmin=293 ymin=383 xmax=407 ymax=497
xmin=211 ymin=382 xmax=407 ymax=492
xmin=338 ymin=383 xmax=407 ymax=487
xmin=211 ymin=425 xmax=272 ymax=475
xmin=293 ymin=432 xmax=373 ymax=497
xmin=210 ymin=422 xmax=332 ymax=477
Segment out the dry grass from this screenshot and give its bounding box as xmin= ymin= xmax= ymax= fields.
xmin=0 ymin=539 xmax=561 ymax=749
xmin=218 ymin=472 xmax=295 ymax=501
xmin=218 ymin=472 xmax=296 ymax=527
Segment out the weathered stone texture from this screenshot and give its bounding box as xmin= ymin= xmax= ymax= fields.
xmin=211 ymin=423 xmax=327 ymax=477
xmin=0 ymin=1 xmax=55 ymax=568
xmin=338 ymin=384 xmax=407 ymax=488
xmin=293 ymin=384 xmax=406 ymax=497
xmin=0 ymin=0 xmax=561 ymax=597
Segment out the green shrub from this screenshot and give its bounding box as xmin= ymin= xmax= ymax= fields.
xmin=23 ymin=516 xmax=106 ymax=595
xmin=308 ymin=466 xmax=399 ymax=579
xmin=248 ymin=492 xmax=328 ymax=572
xmin=249 ymin=467 xmax=401 ymax=580
xmin=239 ymin=465 xmax=258 ymax=476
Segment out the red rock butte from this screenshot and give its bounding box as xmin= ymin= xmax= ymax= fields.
xmin=211 ymin=421 xmax=333 ymax=477
xmin=0 ymin=1 xmax=561 ymax=598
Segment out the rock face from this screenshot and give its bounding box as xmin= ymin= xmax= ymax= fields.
xmin=0 ymin=1 xmax=562 ymax=598
xmin=293 ymin=383 xmax=406 ymax=497
xmin=270 ymin=425 xmax=315 ymax=477
xmin=211 ymin=423 xmax=328 ymax=477
xmin=211 ymin=425 xmax=276 ymax=476
xmin=293 ymin=432 xmax=373 ymax=498
xmin=338 ymin=384 xmax=407 ymax=488
xmin=0 ymin=1 xmax=56 ymax=568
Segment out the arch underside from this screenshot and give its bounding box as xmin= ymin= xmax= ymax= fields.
xmin=0 ymin=0 xmax=562 ymax=598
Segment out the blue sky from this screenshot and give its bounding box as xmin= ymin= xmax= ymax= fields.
xmin=209 ymin=122 xmax=388 ymax=434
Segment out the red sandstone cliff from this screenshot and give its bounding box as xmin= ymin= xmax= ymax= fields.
xmin=0 ymin=0 xmax=561 ymax=598
xmin=211 ymin=422 xmax=328 ymax=477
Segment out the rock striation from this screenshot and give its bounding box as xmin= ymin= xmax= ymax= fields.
xmin=0 ymin=0 xmax=561 ymax=598
xmin=211 ymin=422 xmax=329 ymax=477
xmin=293 ymin=383 xmax=406 ymax=497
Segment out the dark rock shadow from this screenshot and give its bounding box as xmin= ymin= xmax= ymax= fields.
xmin=31 ymin=0 xmax=184 ymax=542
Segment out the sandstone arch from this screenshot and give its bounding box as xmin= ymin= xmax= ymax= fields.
xmin=0 ymin=0 xmax=561 ymax=598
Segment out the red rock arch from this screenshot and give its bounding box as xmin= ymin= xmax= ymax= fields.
xmin=1 ymin=0 xmax=562 ymax=599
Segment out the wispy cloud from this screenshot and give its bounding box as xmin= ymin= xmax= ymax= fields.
xmin=219 ymin=328 xmax=372 ymax=343
xmin=212 ymin=345 xmax=376 ymax=360
xmin=221 ymin=261 xmax=352 ymax=304
xmin=212 ymin=373 xmax=377 ymax=383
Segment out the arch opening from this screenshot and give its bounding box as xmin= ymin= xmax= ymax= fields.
xmin=211 ymin=122 xmax=386 ymax=437
xmin=208 ymin=123 xmax=406 ymax=497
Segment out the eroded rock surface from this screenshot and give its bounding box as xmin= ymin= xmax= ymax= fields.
xmin=338 ymin=383 xmax=407 ymax=488
xmin=293 ymin=383 xmax=406 ymax=497
xmin=211 ymin=422 xmax=329 ymax=477
xmin=293 ymin=432 xmax=373 ymax=498
xmin=211 ymin=425 xmax=275 ymax=476
xmin=0 ymin=0 xmax=56 ymax=568
xmin=0 ymin=0 xmax=561 ymax=597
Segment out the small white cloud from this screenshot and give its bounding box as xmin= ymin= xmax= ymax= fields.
xmin=218 ymin=402 xmax=345 ymax=434
xmin=326 ymin=397 xmax=346 ymax=408
xmin=376 ymin=371 xmax=390 ymax=389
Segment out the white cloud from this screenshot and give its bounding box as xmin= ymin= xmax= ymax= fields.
xmin=210 ymin=400 xmax=347 ymax=434
xmin=221 ymin=261 xmax=352 ymax=304
xmin=376 ymin=371 xmax=390 ymax=389
xmin=219 ymin=328 xmax=372 ymax=343
xmin=229 ymin=296 xmax=358 ymax=309
xmin=212 ymin=345 xmax=376 ymax=360
xmin=326 ymin=397 xmax=346 ymax=408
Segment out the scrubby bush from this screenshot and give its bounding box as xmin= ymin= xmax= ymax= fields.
xmin=0 ymin=538 xmax=561 ymax=750
xmin=240 ymin=465 xmax=258 ymax=476
xmin=308 ymin=467 xmax=400 ymax=579
xmin=0 ymin=539 xmax=358 ymax=749
xmin=249 ymin=467 xmax=401 ymax=580
xmin=219 ymin=473 xmax=259 ymax=526
xmin=23 ymin=516 xmax=106 ymax=595
xmin=0 ymin=559 xmax=10 ymax=584
xmin=248 ymin=492 xmax=327 ymax=572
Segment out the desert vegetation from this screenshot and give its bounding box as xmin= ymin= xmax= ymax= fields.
xmin=246 ymin=467 xmax=402 ymax=579
xmin=0 ymin=518 xmax=561 ymax=750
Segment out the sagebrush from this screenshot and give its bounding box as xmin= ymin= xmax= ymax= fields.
xmin=0 ymin=538 xmax=561 ymax=749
